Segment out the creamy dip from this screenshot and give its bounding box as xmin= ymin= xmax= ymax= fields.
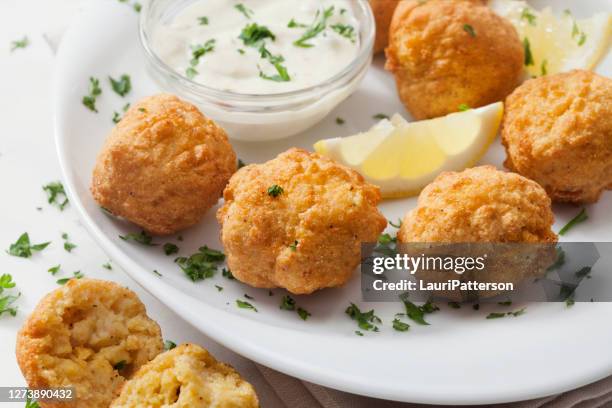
xmin=153 ymin=0 xmax=361 ymax=94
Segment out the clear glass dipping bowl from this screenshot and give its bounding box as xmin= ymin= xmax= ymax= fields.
xmin=139 ymin=0 xmax=375 ymax=141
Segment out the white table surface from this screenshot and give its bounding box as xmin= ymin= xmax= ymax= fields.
xmin=0 ymin=1 xmax=284 ymax=406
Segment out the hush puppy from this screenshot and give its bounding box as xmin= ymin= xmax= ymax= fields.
xmin=385 ymin=0 xmax=524 ymax=119
xmin=16 ymin=279 xmax=163 ymax=408
xmin=111 ymin=344 xmax=259 ymax=408
xmin=398 ymin=166 xmax=557 ymax=299
xmin=91 ymin=94 xmax=236 ymax=235
xmin=217 ymin=148 xmax=387 ymax=294
xmin=502 ymin=70 xmax=612 ymax=203
xmin=370 ymin=0 xmax=401 ymax=53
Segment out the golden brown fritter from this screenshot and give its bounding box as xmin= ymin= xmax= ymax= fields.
xmin=385 ymin=0 xmax=524 ymax=120
xmin=217 ymin=148 xmax=387 ymax=294
xmin=111 ymin=344 xmax=259 ymax=408
xmin=91 ymin=94 xmax=236 ymax=235
xmin=398 ymin=166 xmax=557 ymax=243
xmin=502 ymin=69 xmax=612 ymax=203
xmin=16 ymin=279 xmax=163 ymax=408
xmin=398 ymin=166 xmax=557 ymax=300
xmin=370 ymin=0 xmax=400 ymax=53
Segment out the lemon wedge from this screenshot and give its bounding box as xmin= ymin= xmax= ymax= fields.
xmin=489 ymin=0 xmax=612 ymax=76
xmin=314 ymin=102 xmax=503 ymax=198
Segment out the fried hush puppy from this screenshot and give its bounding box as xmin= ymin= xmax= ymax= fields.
xmin=385 ymin=0 xmax=524 ymax=120
xmin=16 ymin=279 xmax=163 ymax=408
xmin=502 ymin=69 xmax=612 ymax=203
xmin=398 ymin=166 xmax=557 ymax=299
xmin=217 ymin=148 xmax=387 ymax=295
xmin=91 ymin=94 xmax=236 ymax=235
xmin=370 ymin=0 xmax=401 ymax=53
xmin=111 ymin=344 xmax=259 ymax=408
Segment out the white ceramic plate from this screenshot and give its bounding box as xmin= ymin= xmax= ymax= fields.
xmin=54 ymin=0 xmax=612 ymax=404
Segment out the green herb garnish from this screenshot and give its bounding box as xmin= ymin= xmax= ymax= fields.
xmin=294 ymin=6 xmax=334 ymax=48
xmin=113 ymin=360 xmax=127 ymax=370
xmin=267 ymin=184 xmax=284 ymax=197
xmin=239 ymin=23 xmax=276 ymax=46
xmin=401 ymin=299 xmax=436 ymax=325
xmin=62 ymin=232 xmax=76 ymax=253
xmin=486 ymin=308 xmax=526 ymax=319
xmin=235 ymin=4 xmax=254 ymax=19
xmin=288 ymin=18 xmax=307 ymax=28
xmin=520 ymin=8 xmax=537 ymax=26
xmin=222 ymin=268 xmax=235 ymax=280
xmin=355 ymin=330 xmax=364 ymax=336
xmin=190 ymin=39 xmax=216 ymax=66
xmin=186 ymin=67 xmax=198 ymax=79
xmin=458 ymin=103 xmax=471 ymax=112
xmin=48 ymin=265 xmax=61 ymax=275
xmin=448 ymin=301 xmax=461 ymax=309
xmin=345 ymin=303 xmax=381 ymax=332
xmin=175 ymin=246 xmax=224 ymax=281
xmin=540 ymin=59 xmax=548 ymax=76
xmin=575 ymin=266 xmax=592 ymax=279
xmin=25 ymin=397 xmax=40 ymax=408
xmin=463 ymin=24 xmax=476 ymax=37
xmin=523 ymin=37 xmax=534 ymax=66
xmin=109 ymin=74 xmax=131 ymax=97
xmin=82 ymin=77 xmax=102 ymax=112
xmin=336 ymin=117 xmax=345 ymax=125
xmin=373 ymin=113 xmax=390 ymax=120
xmin=102 ymin=262 xmax=112 ymax=270
xmin=289 ymin=240 xmax=298 ymax=251
xmin=112 ymin=102 xmax=131 ymax=124
xmin=547 ymin=247 xmax=565 ymax=271
xmin=163 ymin=243 xmax=179 ymax=256
xmin=297 ymin=307 xmax=311 ymax=321
xmin=258 ymin=45 xmax=291 ymax=82
xmin=238 ymin=159 xmax=246 ymax=168
xmin=236 ymin=299 xmax=257 ymax=312
xmin=392 ymin=318 xmax=410 ymax=332
xmin=198 ymin=16 xmax=209 ymax=25
xmin=119 ymin=230 xmax=157 ymax=246
xmin=215 ymin=285 xmax=223 ymax=291
xmin=498 ymin=300 xmax=512 ymax=306
xmin=389 ymin=219 xmax=402 ymax=229
xmin=280 ymin=295 xmax=296 ymax=310
xmin=164 ymin=340 xmax=177 ymax=350
xmin=153 ymin=269 xmax=162 ymax=277
xmin=133 ymin=2 xmax=141 ymax=13
xmin=43 ymin=182 xmax=69 ymax=210
xmin=559 ymin=208 xmax=588 ymax=236
xmin=486 ymin=312 xmax=506 ymax=319
xmin=10 ymin=36 xmax=29 ymax=52
xmin=7 ymin=233 xmax=50 ymax=258
xmin=331 ymin=23 xmax=356 ymax=42
xmin=56 ymin=271 xmax=84 ymax=285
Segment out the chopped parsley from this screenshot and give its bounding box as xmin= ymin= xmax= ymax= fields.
xmin=401 ymin=298 xmax=439 ymax=325
xmin=112 ymin=102 xmax=131 ymax=124
xmin=558 ymin=208 xmax=588 ymax=236
xmin=566 ymin=297 xmax=575 ymax=308
xmin=102 ymin=262 xmax=112 ymax=270
xmin=335 ymin=117 xmax=345 ymax=125
xmin=280 ymin=295 xmax=296 ymax=310
xmin=392 ymin=318 xmax=410 ymax=332
xmin=164 ymin=340 xmax=177 ymax=350
xmin=345 ymin=303 xmax=381 ymax=332
xmin=235 ymin=4 xmax=254 ymax=19
xmin=133 ymin=2 xmax=141 ymax=13
xmin=113 ymin=360 xmax=127 ymax=370
xmin=236 ymin=299 xmax=257 ymax=312
xmin=289 ymin=240 xmax=298 ymax=251
xmin=575 ymin=266 xmax=592 ymax=279
xmin=498 ymin=300 xmax=512 ymax=307
xmin=458 ymin=103 xmax=471 ymax=112
xmin=238 ymin=159 xmax=246 ymax=168
xmin=25 ymin=397 xmax=40 ymax=408
xmin=56 ymin=271 xmax=84 ymax=285
xmin=244 ymin=293 xmax=255 ymax=300
xmin=375 ymin=233 xmax=397 ymax=256
xmin=463 ymin=24 xmax=476 ymax=37
xmin=258 ymin=45 xmax=291 ymax=82
xmin=63 ymin=239 xmax=77 ymax=253
xmin=48 ymin=265 xmax=61 ymax=275
xmin=331 ymin=23 xmax=356 ymax=42
xmin=523 ymin=37 xmax=534 ymax=66
xmin=547 ymin=247 xmax=565 ymax=271
xmin=373 ymin=113 xmax=390 ymax=120
xmin=175 ymin=246 xmax=225 ymax=281
xmin=222 ymin=268 xmax=235 ymax=280
xmin=297 ymin=307 xmax=311 ymax=321
xmin=0 ymin=274 xmax=19 ymax=317
xmin=486 ymin=308 xmax=526 ymax=319
xmin=186 ymin=67 xmax=198 ymax=79
xmin=267 ymin=184 xmax=284 ymax=197
xmin=520 ymin=8 xmax=537 ymax=26
xmin=119 ymin=230 xmax=157 ymax=246
xmin=288 ymin=18 xmax=307 ymax=28
xmin=43 ymin=182 xmax=69 ymax=210
xmin=294 ymin=6 xmax=334 ymax=48
xmin=7 ymin=233 xmax=50 ymax=258
xmin=570 ymin=16 xmax=587 ymax=46
xmin=448 ymin=301 xmax=461 ymax=309
xmin=163 ymin=243 xmax=179 ymax=256
xmin=540 ymin=59 xmax=548 ymax=76
xmin=82 ymin=77 xmax=102 ymax=112
xmin=153 ymin=269 xmax=162 ymax=277
xmin=389 ymin=219 xmax=402 ymax=229
xmin=109 ymin=74 xmax=131 ymax=97
xmin=10 ymin=36 xmax=29 ymax=52
xmin=355 ymin=330 xmax=364 ymax=336
xmin=215 ymin=285 xmax=223 ymax=291
xmin=198 ymin=16 xmax=209 ymax=25
xmin=486 ymin=312 xmax=506 ymax=319
xmin=239 ymin=23 xmax=276 ymax=46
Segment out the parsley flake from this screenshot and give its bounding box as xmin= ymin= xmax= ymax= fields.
xmin=48 ymin=265 xmax=61 ymax=275
xmin=56 ymin=271 xmax=84 ymax=285
xmin=175 ymin=246 xmax=225 ymax=281
xmin=198 ymin=16 xmax=209 ymax=25
xmin=336 ymin=117 xmax=345 ymax=125
xmin=559 ymin=208 xmax=588 ymax=236
xmin=294 ymin=6 xmax=334 ymax=48
xmin=235 ymin=4 xmax=254 ymax=19
xmin=7 ymin=233 xmax=50 ymax=258
xmin=373 ymin=113 xmax=390 ymax=120
xmin=345 ymin=303 xmax=381 ymax=332
xmin=458 ymin=103 xmax=471 ymax=112
xmin=297 ymin=307 xmax=311 ymax=321
xmin=236 ymin=299 xmax=257 ymax=312
xmin=119 ymin=230 xmax=157 ymax=246
xmin=267 ymin=184 xmax=284 ymax=197
xmin=164 ymin=340 xmax=177 ymax=350
xmin=523 ymin=37 xmax=534 ymax=66
xmin=331 ymin=23 xmax=356 ymax=42
xmin=109 ymin=74 xmax=131 ymax=97
xmin=10 ymin=36 xmax=29 ymax=52
xmin=82 ymin=77 xmax=102 ymax=112
xmin=280 ymin=295 xmax=296 ymax=310
xmin=392 ymin=318 xmax=410 ymax=332
xmin=43 ymin=182 xmax=69 ymax=210
xmin=163 ymin=243 xmax=179 ymax=256
xmin=62 ymin=233 xmax=76 ymax=253
xmin=520 ymin=8 xmax=537 ymax=26
xmin=463 ymin=24 xmax=476 ymax=37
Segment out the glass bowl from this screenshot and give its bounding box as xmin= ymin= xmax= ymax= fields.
xmin=139 ymin=0 xmax=375 ymax=141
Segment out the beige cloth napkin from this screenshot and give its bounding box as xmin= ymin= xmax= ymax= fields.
xmin=255 ymin=364 xmax=612 ymax=408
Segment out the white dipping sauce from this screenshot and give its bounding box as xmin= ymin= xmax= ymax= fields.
xmin=153 ymin=0 xmax=361 ymax=94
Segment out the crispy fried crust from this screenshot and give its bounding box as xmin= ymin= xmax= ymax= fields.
xmin=502 ymin=70 xmax=612 ymax=203
xmin=385 ymin=0 xmax=523 ymax=119
xmin=370 ymin=0 xmax=401 ymax=53
xmin=110 ymin=344 xmax=259 ymax=408
xmin=217 ymin=148 xmax=387 ymax=294
xmin=16 ymin=279 xmax=163 ymax=408
xmin=398 ymin=166 xmax=557 ymax=243
xmin=91 ymin=94 xmax=237 ymax=235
